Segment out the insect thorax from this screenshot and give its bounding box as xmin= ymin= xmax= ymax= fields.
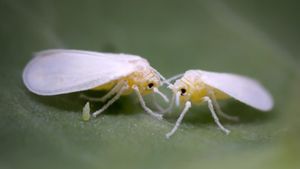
xmin=123 ymin=67 xmax=160 ymax=95
xmin=91 ymin=66 xmax=160 ymax=95
xmin=182 ymin=77 xmax=208 ymax=103
xmin=174 ymin=72 xmax=229 ymax=104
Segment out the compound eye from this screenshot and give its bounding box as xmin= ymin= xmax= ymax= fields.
xmin=147 ymin=83 xmax=154 ymax=89
xmin=180 ymin=88 xmax=186 ymax=96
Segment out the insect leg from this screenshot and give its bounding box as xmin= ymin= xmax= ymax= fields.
xmin=165 ymin=101 xmax=192 ymax=138
xmin=153 ymin=87 xmax=169 ymax=103
xmin=133 ymin=86 xmax=163 ymax=120
xmin=208 ymin=90 xmax=239 ymax=121
xmin=164 ymin=93 xmax=175 ymax=113
xmin=202 ymin=96 xmax=230 ymax=135
xmin=80 ymin=81 xmax=125 ymax=102
xmin=92 ymin=84 xmax=128 ymax=117
xmin=150 ymin=93 xmax=176 ymax=115
xmin=175 ymin=91 xmax=181 ymax=107
xmin=96 ymin=81 xmax=126 ymax=102
xmin=212 ymin=97 xmax=239 ymax=121
xmin=151 ymin=94 xmax=164 ymax=112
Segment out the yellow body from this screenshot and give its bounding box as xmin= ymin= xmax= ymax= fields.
xmin=172 ymin=73 xmax=229 ymax=105
xmin=93 ymin=81 xmax=116 ymax=90
xmin=188 ymin=83 xmax=229 ymax=104
xmin=92 ymin=66 xmax=161 ymax=96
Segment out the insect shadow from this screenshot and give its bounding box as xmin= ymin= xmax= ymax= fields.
xmin=27 ymin=89 xmax=141 ymax=116
xmin=164 ymin=100 xmax=275 ymax=127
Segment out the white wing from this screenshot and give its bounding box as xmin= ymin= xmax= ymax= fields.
xmin=23 ymin=49 xmax=146 ymax=95
xmin=198 ymin=70 xmax=273 ymax=111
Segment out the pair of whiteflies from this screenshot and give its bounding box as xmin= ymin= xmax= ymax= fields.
xmin=23 ymin=49 xmax=274 ymax=138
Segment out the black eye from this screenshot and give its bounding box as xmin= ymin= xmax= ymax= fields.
xmin=148 ymin=83 xmax=154 ymax=89
xmin=180 ymin=88 xmax=186 ymax=95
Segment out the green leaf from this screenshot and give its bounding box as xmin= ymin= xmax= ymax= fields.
xmin=0 ymin=0 xmax=299 ymax=169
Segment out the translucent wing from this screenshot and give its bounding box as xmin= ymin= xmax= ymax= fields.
xmin=23 ymin=49 xmax=146 ymax=95
xmin=199 ymin=70 xmax=273 ymax=111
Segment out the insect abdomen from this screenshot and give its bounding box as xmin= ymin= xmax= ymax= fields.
xmin=92 ymin=81 xmax=117 ymax=90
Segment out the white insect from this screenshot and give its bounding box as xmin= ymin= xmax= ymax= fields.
xmin=23 ymin=49 xmax=169 ymax=120
xmin=165 ymin=70 xmax=274 ymax=138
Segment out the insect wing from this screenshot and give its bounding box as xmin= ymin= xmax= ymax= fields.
xmin=200 ymin=70 xmax=273 ymax=111
xmin=23 ymin=49 xmax=141 ymax=95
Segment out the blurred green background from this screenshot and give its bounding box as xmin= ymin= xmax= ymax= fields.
xmin=0 ymin=0 xmax=300 ymax=169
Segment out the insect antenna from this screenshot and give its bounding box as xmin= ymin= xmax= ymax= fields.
xmin=163 ymin=73 xmax=184 ymax=85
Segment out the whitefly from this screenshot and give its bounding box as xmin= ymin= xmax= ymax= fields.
xmin=164 ymin=69 xmax=274 ymax=138
xmin=23 ymin=49 xmax=169 ymax=120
